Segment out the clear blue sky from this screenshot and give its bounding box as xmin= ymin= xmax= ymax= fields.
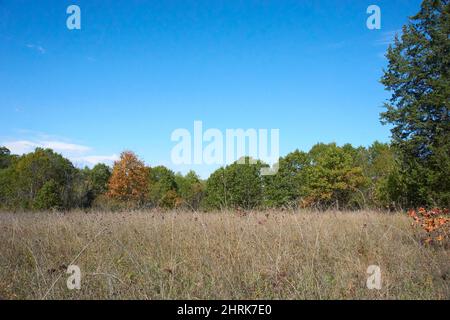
xmin=0 ymin=0 xmax=422 ymax=178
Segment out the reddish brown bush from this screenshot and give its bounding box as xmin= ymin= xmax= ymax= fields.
xmin=408 ymin=208 xmax=449 ymax=245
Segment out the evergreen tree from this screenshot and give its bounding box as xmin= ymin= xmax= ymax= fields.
xmin=381 ymin=0 xmax=450 ymax=206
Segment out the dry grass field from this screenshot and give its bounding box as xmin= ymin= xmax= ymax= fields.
xmin=0 ymin=210 xmax=448 ymax=300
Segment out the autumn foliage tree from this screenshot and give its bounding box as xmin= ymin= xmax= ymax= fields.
xmin=108 ymin=151 xmax=148 ymax=204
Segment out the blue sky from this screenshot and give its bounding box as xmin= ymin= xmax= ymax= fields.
xmin=0 ymin=0 xmax=422 ymax=177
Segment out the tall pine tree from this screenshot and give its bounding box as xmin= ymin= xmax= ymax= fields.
xmin=381 ymin=0 xmax=449 ymax=207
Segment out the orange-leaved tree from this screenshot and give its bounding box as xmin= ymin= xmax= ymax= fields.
xmin=108 ymin=151 xmax=149 ymax=204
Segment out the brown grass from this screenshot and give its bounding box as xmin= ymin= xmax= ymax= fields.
xmin=0 ymin=210 xmax=448 ymax=300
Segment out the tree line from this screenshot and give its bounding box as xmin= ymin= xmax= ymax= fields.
xmin=0 ymin=139 xmax=446 ymax=212
xmin=0 ymin=0 xmax=448 ymax=212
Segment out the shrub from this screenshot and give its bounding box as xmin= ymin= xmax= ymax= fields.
xmin=408 ymin=208 xmax=450 ymax=245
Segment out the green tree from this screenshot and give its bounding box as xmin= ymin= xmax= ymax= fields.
xmin=89 ymin=163 xmax=111 ymax=197
xmin=0 ymin=147 xmax=14 ymax=208
xmin=0 ymin=166 xmax=16 ymax=209
xmin=69 ymin=167 xmax=93 ymax=209
xmin=148 ymin=166 xmax=178 ymax=208
xmin=204 ymin=157 xmax=264 ymax=210
xmin=301 ymin=143 xmax=366 ymax=209
xmin=10 ymin=148 xmax=76 ymax=209
xmin=175 ymin=171 xmax=204 ymax=210
xmin=263 ymin=150 xmax=309 ymax=208
xmin=365 ymin=142 xmax=405 ymax=209
xmin=34 ymin=180 xmax=62 ymax=210
xmin=66 ymin=164 xmax=112 ymax=209
xmin=381 ymin=0 xmax=450 ymax=207
xmin=0 ymin=147 xmax=12 ymax=169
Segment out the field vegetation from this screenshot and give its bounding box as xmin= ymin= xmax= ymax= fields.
xmin=0 ymin=210 xmax=448 ymax=300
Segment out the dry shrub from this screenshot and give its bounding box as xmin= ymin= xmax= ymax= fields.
xmin=408 ymin=208 xmax=450 ymax=245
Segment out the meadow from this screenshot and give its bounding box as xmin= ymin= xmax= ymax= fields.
xmin=0 ymin=210 xmax=448 ymax=300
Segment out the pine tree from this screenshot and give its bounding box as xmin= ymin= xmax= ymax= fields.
xmin=381 ymin=0 xmax=450 ymax=207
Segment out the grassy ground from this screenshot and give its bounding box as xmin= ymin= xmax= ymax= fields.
xmin=0 ymin=210 xmax=448 ymax=300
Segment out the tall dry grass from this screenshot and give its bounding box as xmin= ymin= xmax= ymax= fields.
xmin=0 ymin=210 xmax=448 ymax=300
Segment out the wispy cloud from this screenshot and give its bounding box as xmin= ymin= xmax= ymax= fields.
xmin=3 ymin=140 xmax=91 ymax=155
xmin=3 ymin=140 xmax=38 ymax=154
xmin=2 ymin=136 xmax=117 ymax=167
xmin=26 ymin=44 xmax=46 ymax=54
xmin=72 ymin=155 xmax=119 ymax=167
xmin=375 ymin=30 xmax=402 ymax=46
xmin=39 ymin=141 xmax=91 ymax=153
